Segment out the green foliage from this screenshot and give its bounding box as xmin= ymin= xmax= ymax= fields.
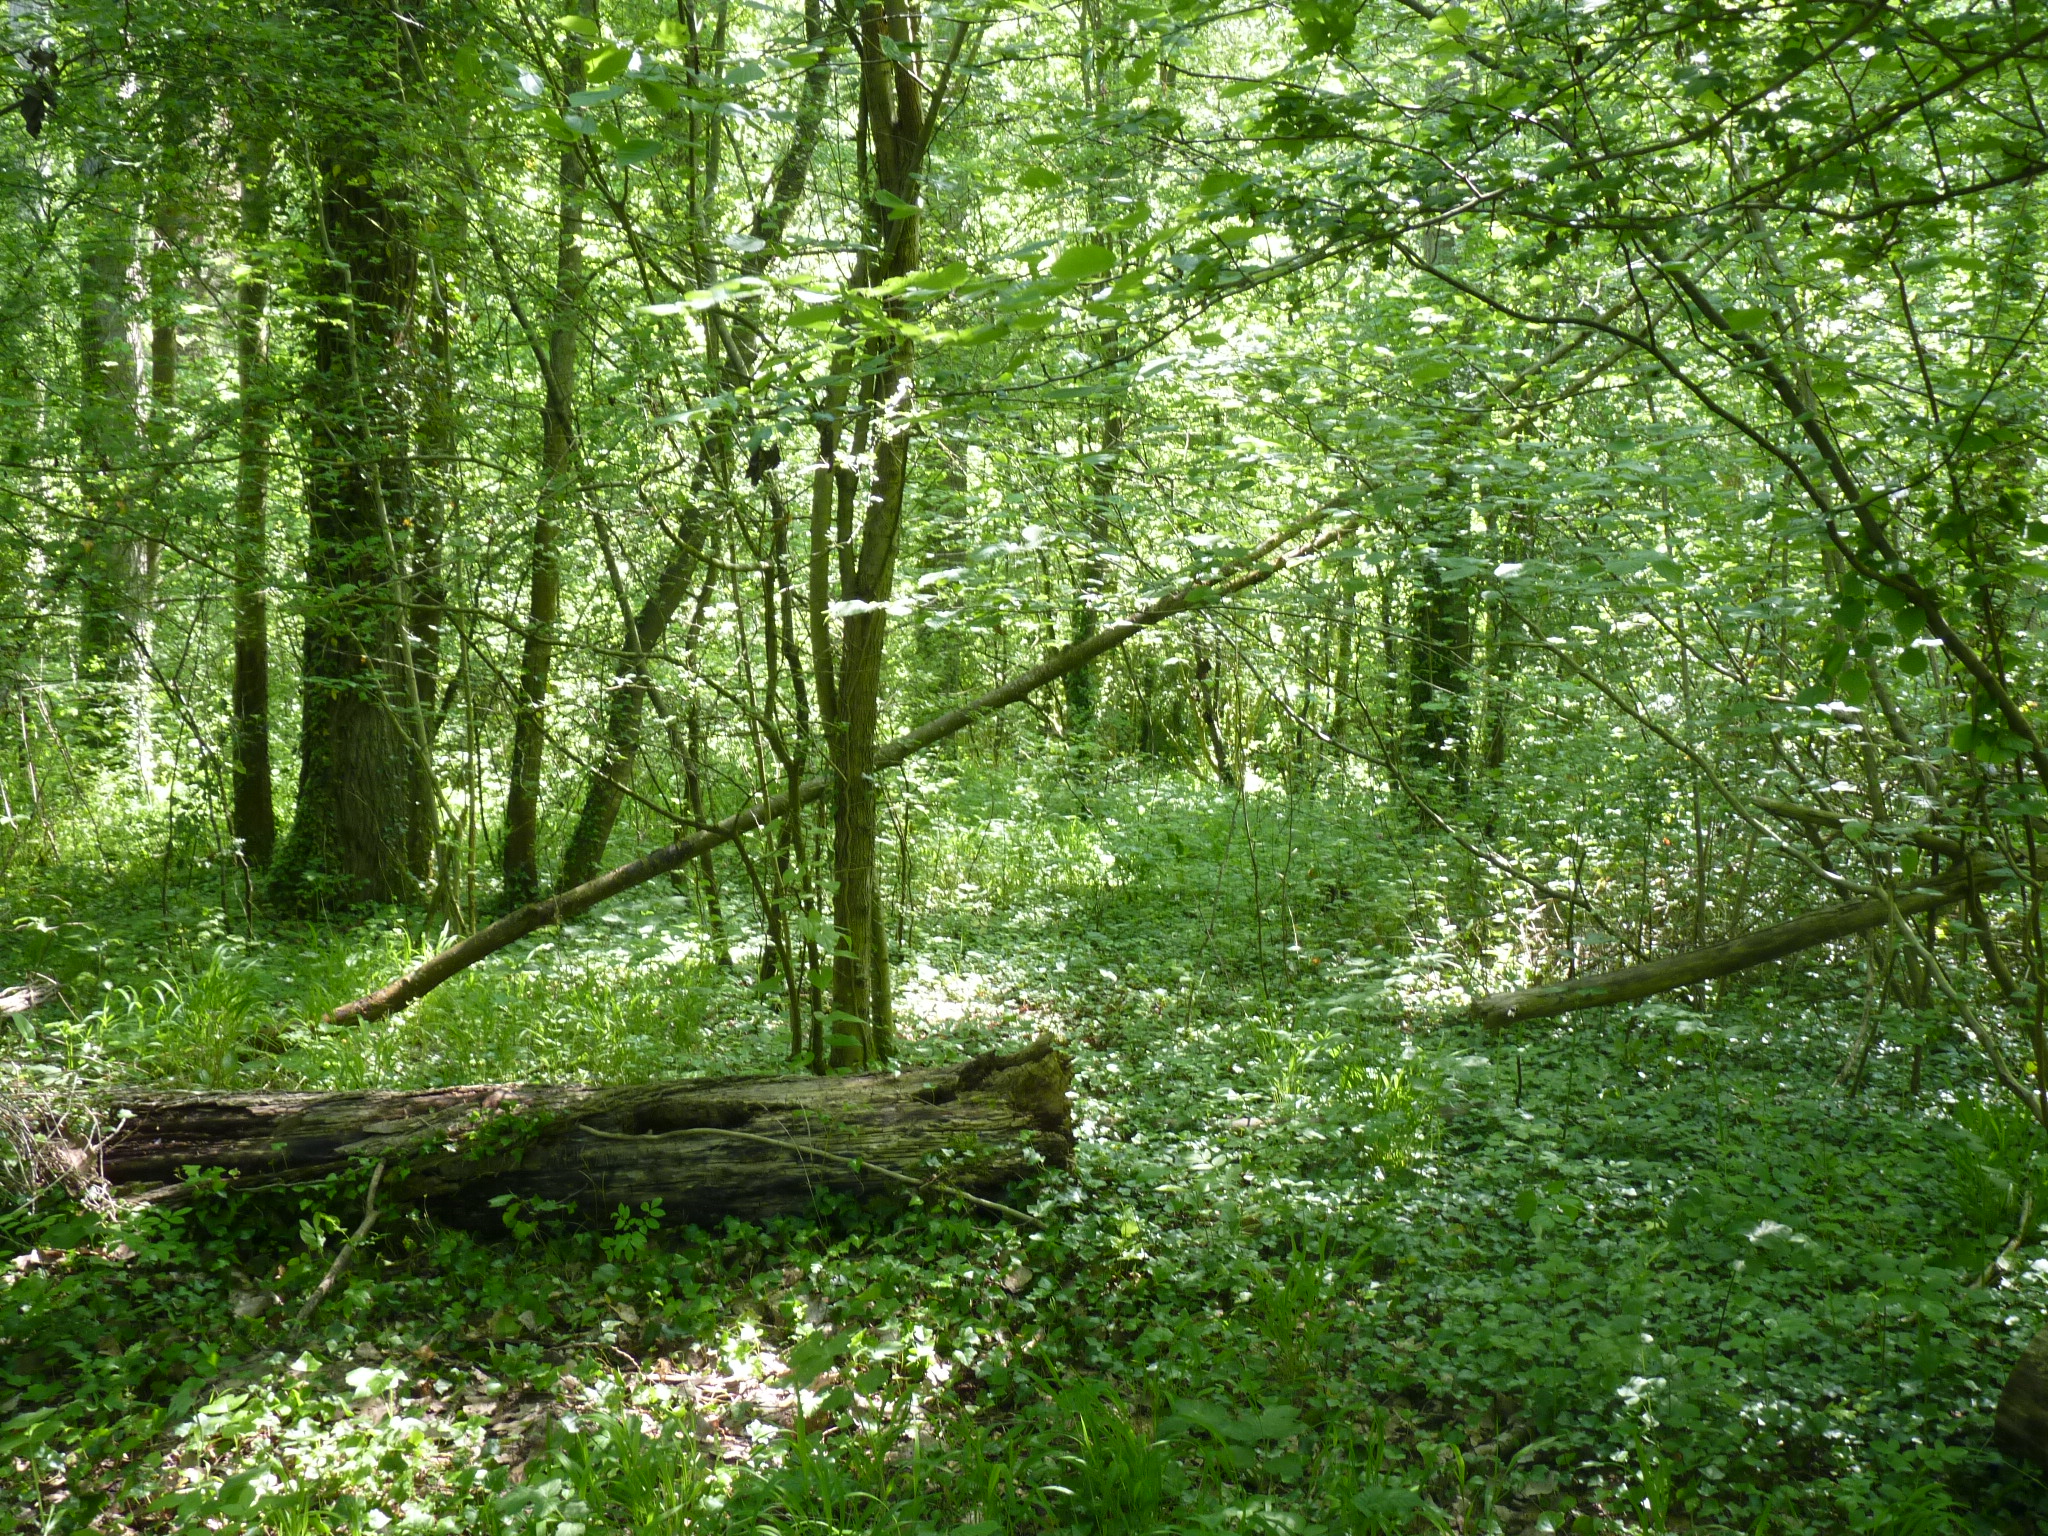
xmin=5 ymin=775 xmax=2046 ymax=1533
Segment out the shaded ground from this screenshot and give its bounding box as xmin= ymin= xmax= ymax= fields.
xmin=5 ymin=773 xmax=2048 ymax=1532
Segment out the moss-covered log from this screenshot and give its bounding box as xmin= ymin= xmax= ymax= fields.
xmin=74 ymin=1039 xmax=1071 ymax=1227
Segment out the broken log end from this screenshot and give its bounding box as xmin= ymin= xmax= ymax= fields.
xmin=1999 ymin=1326 xmax=2048 ymax=1471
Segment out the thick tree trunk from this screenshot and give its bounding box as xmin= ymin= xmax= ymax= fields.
xmin=81 ymin=1040 xmax=1072 ymax=1229
xmin=272 ymin=28 xmax=420 ymax=912
xmin=1471 ymin=855 xmax=1996 ymax=1027
xmin=323 ymin=504 xmax=1360 ymax=1026
xmin=503 ymin=12 xmax=590 ymax=907
xmin=230 ymin=139 xmax=276 ymax=868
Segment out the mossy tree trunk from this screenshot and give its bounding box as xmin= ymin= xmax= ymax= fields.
xmin=273 ymin=2 xmax=421 ymax=911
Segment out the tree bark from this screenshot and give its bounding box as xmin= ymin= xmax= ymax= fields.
xmin=230 ymin=138 xmax=277 ymax=869
xmin=1999 ymin=1326 xmax=2048 ymax=1472
xmin=81 ymin=1040 xmax=1072 ymax=1229
xmin=272 ymin=14 xmax=420 ymax=911
xmin=820 ymin=0 xmax=934 ymax=1067
xmin=322 ymin=505 xmax=1360 ymax=1026
xmin=1409 ymin=539 xmax=1471 ymax=791
xmin=554 ymin=545 xmax=701 ymax=890
xmin=408 ymin=227 xmax=457 ymax=893
xmin=1471 ymin=855 xmax=1996 ymax=1027
xmin=73 ymin=159 xmax=141 ymax=726
xmin=503 ymin=7 xmax=590 ymax=907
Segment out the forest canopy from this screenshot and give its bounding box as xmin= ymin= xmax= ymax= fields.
xmin=7 ymin=0 xmax=2048 ymax=1529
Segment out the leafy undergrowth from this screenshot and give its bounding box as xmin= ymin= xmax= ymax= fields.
xmin=4 ymin=774 xmax=2048 ymax=1532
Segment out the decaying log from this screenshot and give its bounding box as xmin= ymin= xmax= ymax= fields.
xmin=1999 ymin=1326 xmax=2048 ymax=1471
xmin=0 ymin=973 xmax=59 ymax=1017
xmin=1472 ymin=854 xmax=1997 ymax=1027
xmin=76 ymin=1039 xmax=1072 ymax=1228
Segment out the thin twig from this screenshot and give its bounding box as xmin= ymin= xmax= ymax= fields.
xmin=296 ymin=1161 xmax=387 ymax=1324
xmin=579 ymin=1125 xmax=1040 ymax=1227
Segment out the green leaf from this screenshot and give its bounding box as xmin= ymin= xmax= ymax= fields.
xmin=615 ymin=138 xmax=662 ymax=167
xmin=1410 ymin=357 xmax=1456 ymax=383
xmin=1019 ymin=166 xmax=1062 ymax=191
xmin=786 ymin=1331 xmax=848 ymax=1388
xmin=1721 ymin=306 xmax=1771 ymax=332
xmin=555 ymin=13 xmax=599 ymax=38
xmin=1049 ymin=244 xmax=1115 ymax=282
xmin=637 ymin=77 xmax=680 ymax=113
xmin=655 ymin=18 xmax=689 ymax=47
xmin=586 ymin=46 xmax=630 ymax=84
xmin=1291 ymin=0 xmax=1359 ymax=54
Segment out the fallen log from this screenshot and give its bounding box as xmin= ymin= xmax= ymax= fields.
xmin=1999 ymin=1326 xmax=2048 ymax=1472
xmin=1472 ymin=854 xmax=1998 ymax=1028
xmin=0 ymin=973 xmax=59 ymax=1017
xmin=61 ymin=1039 xmax=1072 ymax=1228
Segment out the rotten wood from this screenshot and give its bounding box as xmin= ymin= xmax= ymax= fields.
xmin=2000 ymin=1326 xmax=2048 ymax=1472
xmin=78 ymin=1039 xmax=1072 ymax=1228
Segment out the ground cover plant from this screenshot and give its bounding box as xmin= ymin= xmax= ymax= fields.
xmin=7 ymin=775 xmax=2048 ymax=1532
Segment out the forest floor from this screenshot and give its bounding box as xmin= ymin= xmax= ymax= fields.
xmin=3 ymin=770 xmax=2048 ymax=1533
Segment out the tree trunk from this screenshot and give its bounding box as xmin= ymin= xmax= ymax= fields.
xmin=1065 ymin=392 xmax=1123 ymax=741
xmin=229 ymin=138 xmax=276 ymax=869
xmin=73 ymin=161 xmax=140 ymax=730
xmin=555 ymin=544 xmax=701 ymax=890
xmin=1471 ymin=856 xmax=1995 ymax=1027
xmin=81 ymin=1040 xmax=1072 ymax=1229
xmin=1409 ymin=539 xmax=1472 ymax=792
xmin=272 ymin=19 xmax=419 ymax=911
xmin=503 ymin=9 xmax=590 ymax=906
xmin=821 ymin=1 xmax=931 ymax=1068
xmin=408 ymin=231 xmax=457 ymax=893
xmin=553 ymin=10 xmax=829 ymax=895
